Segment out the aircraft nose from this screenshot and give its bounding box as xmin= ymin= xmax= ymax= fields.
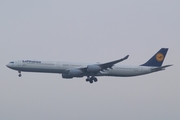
xmin=6 ymin=64 xmax=10 ymax=68
xmin=6 ymin=63 xmax=13 ymax=68
xmin=6 ymin=61 xmax=15 ymax=68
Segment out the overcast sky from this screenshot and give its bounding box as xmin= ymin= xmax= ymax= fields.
xmin=0 ymin=0 xmax=180 ymax=120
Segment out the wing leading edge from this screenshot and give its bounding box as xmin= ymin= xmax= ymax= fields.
xmin=80 ymin=55 xmax=129 ymax=72
xmin=99 ymin=55 xmax=129 ymax=70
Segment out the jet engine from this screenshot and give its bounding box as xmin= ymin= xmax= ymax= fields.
xmin=87 ymin=65 xmax=101 ymax=73
xmin=62 ymin=69 xmax=83 ymax=78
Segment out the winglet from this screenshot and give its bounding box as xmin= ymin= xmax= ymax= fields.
xmin=124 ymin=55 xmax=129 ymax=60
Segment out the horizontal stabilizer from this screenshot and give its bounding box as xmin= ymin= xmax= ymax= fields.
xmin=151 ymin=64 xmax=173 ymax=72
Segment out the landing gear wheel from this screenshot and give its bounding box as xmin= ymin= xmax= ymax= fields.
xmin=85 ymin=76 xmax=98 ymax=84
xmin=86 ymin=78 xmax=90 ymax=82
xmin=93 ymin=77 xmax=98 ymax=82
xmin=89 ymin=77 xmax=95 ymax=84
xmin=18 ymin=71 xmax=21 ymax=77
xmin=86 ymin=76 xmax=90 ymax=82
xmin=89 ymin=80 xmax=93 ymax=84
xmin=18 ymin=74 xmax=22 ymax=77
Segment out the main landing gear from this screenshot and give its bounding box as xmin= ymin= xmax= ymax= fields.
xmin=86 ymin=76 xmax=98 ymax=84
xmin=18 ymin=71 xmax=22 ymax=77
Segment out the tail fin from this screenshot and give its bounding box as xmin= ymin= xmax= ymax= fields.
xmin=141 ymin=48 xmax=168 ymax=67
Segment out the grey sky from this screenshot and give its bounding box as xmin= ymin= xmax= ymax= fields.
xmin=0 ymin=0 xmax=179 ymax=120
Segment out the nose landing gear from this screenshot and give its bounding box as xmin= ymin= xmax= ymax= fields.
xmin=18 ymin=71 xmax=22 ymax=77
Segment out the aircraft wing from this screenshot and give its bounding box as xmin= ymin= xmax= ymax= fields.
xmin=99 ymin=55 xmax=129 ymax=70
xmin=81 ymin=55 xmax=129 ymax=73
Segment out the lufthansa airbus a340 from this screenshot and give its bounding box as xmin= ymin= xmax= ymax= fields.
xmin=6 ymin=48 xmax=172 ymax=83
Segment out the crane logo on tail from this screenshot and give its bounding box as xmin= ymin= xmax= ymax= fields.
xmin=156 ymin=53 xmax=164 ymax=62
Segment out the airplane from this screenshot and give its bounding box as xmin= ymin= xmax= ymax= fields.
xmin=6 ymin=48 xmax=172 ymax=83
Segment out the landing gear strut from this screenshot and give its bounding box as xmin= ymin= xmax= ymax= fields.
xmin=86 ymin=76 xmax=90 ymax=82
xmin=18 ymin=71 xmax=22 ymax=77
xmin=86 ymin=76 xmax=98 ymax=84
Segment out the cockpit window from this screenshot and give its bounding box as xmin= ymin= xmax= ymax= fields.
xmin=10 ymin=62 xmax=14 ymax=63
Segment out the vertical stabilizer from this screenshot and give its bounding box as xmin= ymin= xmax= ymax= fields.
xmin=141 ymin=48 xmax=168 ymax=67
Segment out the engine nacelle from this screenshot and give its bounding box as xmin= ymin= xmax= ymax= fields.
xmin=87 ymin=65 xmax=101 ymax=73
xmin=62 ymin=73 xmax=73 ymax=79
xmin=62 ymin=69 xmax=83 ymax=78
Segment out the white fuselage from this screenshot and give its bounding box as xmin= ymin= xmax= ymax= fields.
xmin=6 ymin=60 xmax=156 ymax=77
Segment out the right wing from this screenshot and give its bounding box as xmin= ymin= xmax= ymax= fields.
xmin=99 ymin=55 xmax=129 ymax=70
xmin=81 ymin=55 xmax=129 ymax=74
xmin=62 ymin=55 xmax=129 ymax=78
